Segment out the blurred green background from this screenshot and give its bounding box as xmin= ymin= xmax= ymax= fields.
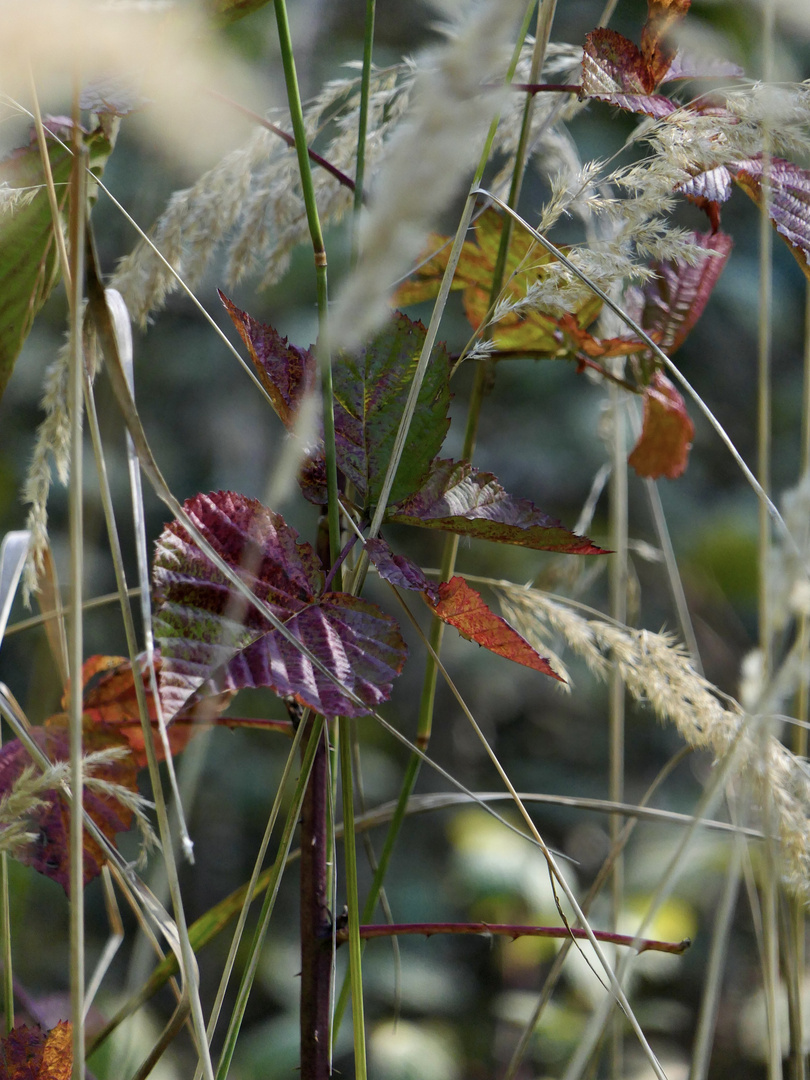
xmin=1 ymin=1 xmax=809 ymax=1077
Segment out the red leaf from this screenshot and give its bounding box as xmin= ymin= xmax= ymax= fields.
xmin=219 ymin=291 xmax=318 ymax=430
xmin=0 ymin=724 xmax=137 ymax=894
xmin=388 ymin=459 xmax=605 ymax=554
xmin=153 ymin=491 xmax=408 ymax=718
xmin=731 ymin=156 xmax=810 ymax=280
xmin=364 ymin=537 xmax=440 ymax=605
xmin=430 ymin=577 xmax=562 ymax=681
xmin=582 ymin=28 xmax=660 ymax=99
xmin=0 ymin=1022 xmax=71 ymax=1080
xmin=628 ymin=372 xmax=694 ymax=479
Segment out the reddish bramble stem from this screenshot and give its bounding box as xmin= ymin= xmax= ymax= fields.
xmin=333 ymin=922 xmax=690 ymax=956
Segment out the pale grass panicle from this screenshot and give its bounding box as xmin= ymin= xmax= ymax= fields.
xmin=112 ymin=66 xmax=415 ymax=322
xmin=111 ymin=130 xmax=276 ymax=327
xmin=1 ymin=0 xmax=262 ymax=176
xmin=495 ymin=583 xmax=810 ymax=900
xmin=329 ymin=0 xmax=528 ymax=350
xmin=0 ymin=748 xmax=155 ymax=862
xmin=0 ymin=761 xmax=68 ymax=857
xmin=0 ymin=183 xmax=37 ymax=219
xmin=22 ymin=339 xmax=72 ymax=603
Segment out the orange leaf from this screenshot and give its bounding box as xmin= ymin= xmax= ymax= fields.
xmin=393 ymin=209 xmax=601 ymax=352
xmin=641 ymin=0 xmax=691 ymax=86
xmin=431 ymin=576 xmax=563 ymax=681
xmin=628 ymin=372 xmax=694 ymax=479
xmin=58 ymin=654 xmax=233 ymax=769
xmin=0 ymin=1021 xmax=72 ymax=1080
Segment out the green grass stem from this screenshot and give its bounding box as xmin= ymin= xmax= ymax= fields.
xmin=215 ymin=715 xmax=324 ymax=1080
xmin=272 ymin=0 xmax=340 ymax=574
xmin=339 ymin=716 xmax=368 ymax=1079
xmin=67 ymin=134 xmax=87 ymax=1080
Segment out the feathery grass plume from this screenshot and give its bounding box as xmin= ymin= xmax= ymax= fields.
xmin=21 ymin=310 xmax=104 ymax=601
xmin=0 ymin=0 xmax=262 ymax=175
xmin=0 ymin=748 xmax=154 ymax=860
xmin=0 ymin=761 xmax=68 ymax=856
xmin=0 ymin=182 xmax=37 ymax=219
xmin=494 ymin=583 xmax=810 ymax=899
xmin=22 ymin=341 xmax=73 ymax=603
xmin=112 ymin=66 xmax=415 ymax=324
xmin=111 ymin=129 xmax=277 ymax=327
xmin=329 ymin=0 xmax=528 ymax=351
xmin=226 ymin=66 xmax=413 ymax=291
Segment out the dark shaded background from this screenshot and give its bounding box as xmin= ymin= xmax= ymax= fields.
xmin=1 ymin=1 xmax=809 ymax=1077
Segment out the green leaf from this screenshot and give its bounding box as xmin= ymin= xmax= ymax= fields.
xmin=332 ymin=312 xmax=450 ymax=508
xmin=0 ymin=118 xmax=114 ymax=402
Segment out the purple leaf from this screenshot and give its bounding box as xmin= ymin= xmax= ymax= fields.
xmin=387 ymin=459 xmax=605 ymax=554
xmin=678 ymin=166 xmax=733 ymax=206
xmin=731 ymin=156 xmax=810 ymax=280
xmin=661 ymin=52 xmax=744 ymax=83
xmin=581 ymin=28 xmax=678 ymax=117
xmin=153 ymin=491 xmax=407 ymax=718
xmin=219 ymin=291 xmax=318 ymax=430
xmin=364 ymin=537 xmax=440 ymax=605
xmin=626 ymin=230 xmax=733 ymax=352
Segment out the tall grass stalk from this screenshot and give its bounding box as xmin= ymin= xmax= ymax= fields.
xmin=67 ymin=129 xmax=87 ymax=1080
xmin=6 ymin=4 xmax=810 ymax=1078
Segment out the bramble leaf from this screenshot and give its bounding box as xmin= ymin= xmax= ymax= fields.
xmin=387 ymin=459 xmax=605 ymax=553
xmin=153 ymin=491 xmax=408 ymax=718
xmin=0 ymin=118 xmax=114 ymax=403
xmin=627 ymin=230 xmax=733 ymax=352
xmin=364 ymin=537 xmax=440 ymax=605
xmin=393 ymin=209 xmax=602 ymax=351
xmin=628 ymin=372 xmax=694 ymax=479
xmin=583 ymin=27 xmax=665 ymax=104
xmin=731 ymin=157 xmax=810 ymax=281
xmin=364 ymin=541 xmax=562 ymax=679
xmin=0 ymin=723 xmax=136 ymax=894
xmin=678 ymin=167 xmax=733 ymax=232
xmin=581 ymin=2 xmax=741 ymax=118
xmin=66 ymin=654 xmax=233 ymax=769
xmin=332 ymin=313 xmax=451 ymax=507
xmin=558 ymin=230 xmax=731 ymax=368
xmin=219 ymin=291 xmax=318 ymax=430
xmin=225 ymin=307 xmax=451 ymax=510
xmin=430 ymin=577 xmax=562 ymax=680
xmin=0 ymin=1021 xmax=72 ymax=1080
